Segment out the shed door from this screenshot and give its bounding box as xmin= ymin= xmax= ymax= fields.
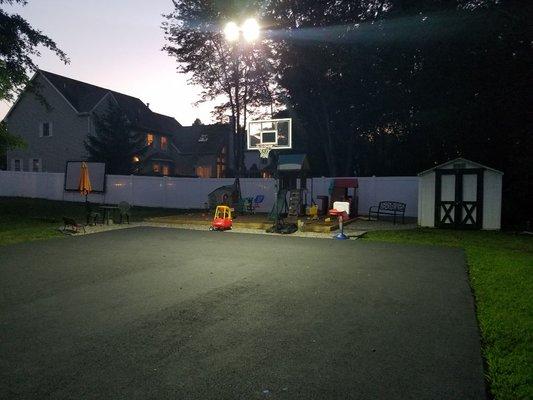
xmin=435 ymin=169 xmax=484 ymax=229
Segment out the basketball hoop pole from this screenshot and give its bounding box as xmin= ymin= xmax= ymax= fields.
xmin=272 ymin=150 xmax=281 ymax=231
xmin=247 ymin=117 xmax=292 ymax=232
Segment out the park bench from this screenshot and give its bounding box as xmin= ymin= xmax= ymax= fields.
xmin=62 ymin=217 xmax=86 ymax=233
xmin=368 ymin=201 xmax=406 ymax=224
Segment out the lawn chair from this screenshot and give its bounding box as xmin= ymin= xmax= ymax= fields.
xmin=118 ymin=201 xmax=131 ymax=224
xmin=62 ymin=217 xmax=86 ymax=233
xmin=252 ymin=195 xmax=265 ymax=213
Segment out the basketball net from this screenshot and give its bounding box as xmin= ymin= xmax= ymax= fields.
xmin=257 ymin=144 xmax=273 ymax=159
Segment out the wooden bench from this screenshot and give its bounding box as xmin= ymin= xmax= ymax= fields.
xmin=368 ymin=201 xmax=406 ymax=224
xmin=62 ymin=217 xmax=86 ymax=233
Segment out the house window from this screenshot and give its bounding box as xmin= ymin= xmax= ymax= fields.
xmin=12 ymin=159 xmax=22 ymax=171
xmin=40 ymin=122 xmax=52 ymax=137
xmin=146 ymin=133 xmax=154 ymax=147
xmin=153 ymin=163 xmax=161 ymax=173
xmin=160 ymin=136 xmax=168 ymax=151
xmin=198 ymin=134 xmax=208 ymax=142
xmin=162 ymin=165 xmax=169 ymax=176
xmin=196 ymin=165 xmax=212 ymax=178
xmin=31 ymin=158 xmax=41 ymax=172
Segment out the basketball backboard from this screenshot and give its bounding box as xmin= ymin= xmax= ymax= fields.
xmin=247 ymin=118 xmax=292 ymax=158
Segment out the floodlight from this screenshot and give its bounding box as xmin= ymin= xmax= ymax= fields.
xmin=242 ymin=18 xmax=260 ymax=42
xmin=223 ymin=21 xmax=240 ymax=42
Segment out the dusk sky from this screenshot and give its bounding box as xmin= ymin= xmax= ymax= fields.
xmin=0 ymin=0 xmax=216 ymax=125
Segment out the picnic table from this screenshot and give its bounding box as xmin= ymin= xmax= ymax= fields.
xmin=99 ymin=205 xmax=119 ymax=225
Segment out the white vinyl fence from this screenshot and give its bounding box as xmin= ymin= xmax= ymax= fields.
xmin=0 ymin=171 xmax=419 ymax=217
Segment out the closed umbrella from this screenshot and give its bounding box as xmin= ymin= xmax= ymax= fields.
xmin=79 ymin=162 xmax=93 ymax=224
xmin=78 ymin=161 xmax=92 ymax=197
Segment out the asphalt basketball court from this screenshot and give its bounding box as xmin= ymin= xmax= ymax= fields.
xmin=0 ymin=227 xmax=486 ymax=399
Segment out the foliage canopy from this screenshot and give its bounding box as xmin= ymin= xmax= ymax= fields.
xmin=84 ymin=104 xmax=148 ymax=175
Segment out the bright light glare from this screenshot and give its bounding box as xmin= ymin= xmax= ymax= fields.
xmin=224 ymin=21 xmax=240 ymax=42
xmin=242 ymin=18 xmax=260 ymax=42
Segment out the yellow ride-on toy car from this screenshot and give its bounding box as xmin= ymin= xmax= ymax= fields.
xmin=210 ymin=205 xmax=233 ymax=231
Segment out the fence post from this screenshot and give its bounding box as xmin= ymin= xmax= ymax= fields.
xmin=130 ymin=175 xmax=134 ymax=205
xmin=163 ymin=176 xmax=167 ymax=208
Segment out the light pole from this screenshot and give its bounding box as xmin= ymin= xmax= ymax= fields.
xmin=223 ymin=18 xmax=260 ymax=177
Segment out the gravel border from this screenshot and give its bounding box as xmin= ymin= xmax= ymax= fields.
xmin=67 ymin=221 xmax=366 ymax=240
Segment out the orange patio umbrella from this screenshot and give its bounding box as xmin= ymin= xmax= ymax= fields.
xmin=78 ymin=161 xmax=92 ymax=199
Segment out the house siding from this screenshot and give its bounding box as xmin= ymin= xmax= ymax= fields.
xmin=5 ymin=74 xmax=89 ymax=173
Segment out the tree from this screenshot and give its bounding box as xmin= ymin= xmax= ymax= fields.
xmin=0 ymin=0 xmax=65 ymax=166
xmin=84 ymin=104 xmax=148 ymax=175
xmin=162 ymin=1 xmax=281 ymax=174
xmin=280 ymin=1 xmax=530 ymax=225
xmin=192 ymin=118 xmax=203 ymax=126
xmin=0 ymin=0 xmax=69 ymax=102
xmin=0 ymin=120 xmax=25 ymax=169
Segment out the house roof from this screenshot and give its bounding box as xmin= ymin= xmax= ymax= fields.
xmin=173 ymin=124 xmax=230 ymax=155
xmin=39 ymin=70 xmax=181 ymax=135
xmin=143 ymin=151 xmax=175 ymax=163
xmin=418 ymin=157 xmax=504 ymax=176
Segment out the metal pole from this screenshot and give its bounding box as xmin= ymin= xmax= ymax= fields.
xmin=334 ymin=214 xmax=348 ymax=240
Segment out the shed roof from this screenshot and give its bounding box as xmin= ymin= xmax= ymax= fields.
xmin=333 ymin=178 xmax=358 ymax=188
xmin=277 ymin=154 xmax=309 ymax=171
xmin=418 ymin=158 xmax=503 ymax=176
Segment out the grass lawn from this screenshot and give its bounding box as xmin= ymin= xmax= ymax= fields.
xmin=0 ymin=197 xmax=180 ymax=246
xmin=364 ymin=229 xmax=533 ymax=400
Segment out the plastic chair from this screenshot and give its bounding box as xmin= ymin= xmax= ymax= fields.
xmin=252 ymin=195 xmax=265 ymax=213
xmin=118 ymin=201 xmax=131 ymax=224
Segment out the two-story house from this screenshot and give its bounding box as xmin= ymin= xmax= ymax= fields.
xmin=4 ymin=70 xmax=182 ymax=175
xmin=3 ymin=70 xmax=269 ymax=178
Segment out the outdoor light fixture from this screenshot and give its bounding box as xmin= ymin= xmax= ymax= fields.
xmin=223 ymin=21 xmax=240 ymax=42
xmin=242 ymin=18 xmax=260 ymax=42
xmin=223 ymin=18 xmax=260 ymax=43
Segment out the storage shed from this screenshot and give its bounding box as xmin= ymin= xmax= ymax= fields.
xmin=418 ymin=158 xmax=503 ymax=230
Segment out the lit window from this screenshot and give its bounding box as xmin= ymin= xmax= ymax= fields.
xmin=162 ymin=165 xmax=169 ymax=176
xmin=40 ymin=122 xmax=52 ymax=137
xmin=132 ymin=156 xmax=140 ymax=163
xmin=146 ymin=133 xmax=154 ymax=146
xmin=196 ymin=165 xmax=212 ymax=178
xmin=32 ymin=159 xmax=41 ymax=172
xmin=160 ymin=136 xmax=168 ymax=150
xmin=198 ymin=134 xmax=208 ymax=142
xmin=153 ymin=163 xmax=160 ymax=173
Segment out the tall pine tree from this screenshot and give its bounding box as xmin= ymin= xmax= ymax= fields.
xmin=85 ymin=104 xmax=147 ymax=175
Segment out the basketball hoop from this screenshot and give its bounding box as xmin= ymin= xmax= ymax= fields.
xmin=247 ymin=118 xmax=292 ymax=158
xmin=257 ymin=144 xmax=273 ymax=159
